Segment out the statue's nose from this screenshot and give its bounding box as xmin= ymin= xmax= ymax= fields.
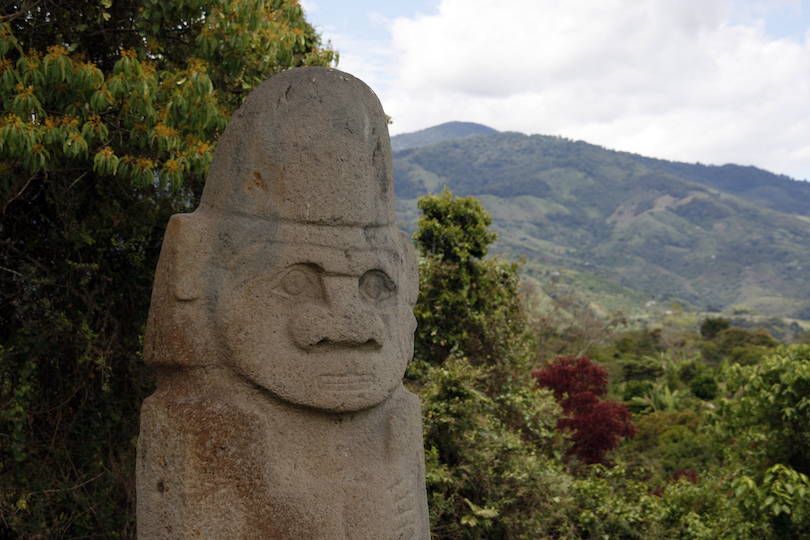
xmin=289 ymin=277 xmax=385 ymax=351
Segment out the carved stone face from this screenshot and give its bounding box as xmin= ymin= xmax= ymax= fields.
xmin=214 ymin=224 xmax=417 ymax=412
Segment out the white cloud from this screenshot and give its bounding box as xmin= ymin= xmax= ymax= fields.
xmin=299 ymin=0 xmax=320 ymax=15
xmin=310 ymin=7 xmax=399 ymax=104
xmin=323 ymin=35 xmax=396 ymax=94
xmin=380 ymin=0 xmax=810 ymax=180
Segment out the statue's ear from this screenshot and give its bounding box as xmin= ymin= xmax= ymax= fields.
xmin=396 ymin=230 xmax=419 ymax=307
xmin=164 ymin=213 xmax=212 ymax=301
xmin=144 ymin=212 xmax=214 ymax=369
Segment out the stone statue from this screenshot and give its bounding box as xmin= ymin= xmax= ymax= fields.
xmin=136 ymin=67 xmax=431 ymax=539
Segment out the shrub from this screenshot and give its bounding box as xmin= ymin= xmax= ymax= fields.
xmin=534 ymin=356 xmax=636 ymax=465
xmin=623 ymin=380 xmax=653 ymax=402
xmin=631 ymin=410 xmax=701 ymax=454
xmin=677 ymin=358 xmax=705 ymax=384
xmin=689 ymin=372 xmax=719 ymax=400
xmin=658 ymin=426 xmax=715 ymax=475
xmin=620 ymin=357 xmax=665 ymax=381
xmin=700 ymin=317 xmax=730 ymax=339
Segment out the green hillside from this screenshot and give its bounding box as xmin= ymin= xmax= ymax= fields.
xmin=393 ymin=132 xmax=810 ymax=320
xmin=622 ymin=155 xmax=810 ymax=217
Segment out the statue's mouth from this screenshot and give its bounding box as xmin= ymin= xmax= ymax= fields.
xmin=308 ymin=339 xmax=382 ymax=352
xmin=318 ymin=373 xmax=375 ymax=391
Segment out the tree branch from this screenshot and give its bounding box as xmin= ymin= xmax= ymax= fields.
xmin=2 ymin=173 xmax=36 ymax=215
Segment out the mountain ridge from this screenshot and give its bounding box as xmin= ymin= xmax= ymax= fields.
xmin=390 ymin=121 xmax=498 ymax=152
xmin=392 ymin=127 xmax=810 ymax=320
xmin=393 ymin=122 xmax=810 ymax=216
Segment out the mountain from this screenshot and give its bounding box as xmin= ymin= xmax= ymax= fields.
xmin=393 ymin=130 xmax=810 ymax=320
xmin=394 ymin=123 xmax=810 ymax=218
xmin=620 ymin=155 xmax=810 ymax=218
xmin=390 ymin=121 xmax=498 ymax=152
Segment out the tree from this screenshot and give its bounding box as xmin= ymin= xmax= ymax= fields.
xmin=408 ymin=190 xmax=572 ymax=538
xmin=532 ymin=355 xmax=608 ymax=400
xmin=0 ymin=2 xmax=335 ymax=537
xmin=689 ymin=371 xmax=718 ymax=400
xmin=411 ymin=188 xmax=531 ymax=386
xmin=709 ymin=345 xmax=810 ymax=538
xmin=698 ymin=326 xmax=777 ymax=366
xmin=414 ymin=187 xmax=497 ymax=267
xmin=533 ymin=356 xmax=637 ymax=465
xmin=711 ymin=344 xmax=810 ymax=477
xmin=700 ymin=317 xmax=730 ymax=339
xmin=417 ymin=358 xmax=567 ymax=540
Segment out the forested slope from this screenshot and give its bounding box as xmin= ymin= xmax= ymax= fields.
xmin=393 ymin=132 xmax=810 ymax=319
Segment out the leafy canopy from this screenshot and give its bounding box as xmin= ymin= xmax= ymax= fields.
xmin=414 ymin=187 xmax=497 ymax=266
xmin=410 ymin=189 xmax=533 ymax=381
xmin=708 ymin=345 xmax=810 ymax=538
xmin=711 ymin=345 xmax=810 ymax=477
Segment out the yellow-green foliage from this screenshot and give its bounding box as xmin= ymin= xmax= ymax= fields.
xmin=0 ymin=0 xmax=335 ymax=191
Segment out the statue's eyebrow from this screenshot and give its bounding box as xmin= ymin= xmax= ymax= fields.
xmin=343 ymin=250 xmax=399 ymax=276
xmin=224 ymin=243 xmax=400 ymax=292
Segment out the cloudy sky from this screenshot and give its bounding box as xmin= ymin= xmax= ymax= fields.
xmin=302 ymin=0 xmax=810 ymax=181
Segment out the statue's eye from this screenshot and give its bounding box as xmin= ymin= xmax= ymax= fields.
xmin=359 ymin=271 xmax=395 ymax=302
xmin=277 ymin=265 xmax=323 ymax=299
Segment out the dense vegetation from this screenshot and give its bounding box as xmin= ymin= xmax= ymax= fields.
xmin=0 ymin=1 xmax=335 ymax=536
xmin=393 ymin=132 xmax=810 ymax=320
xmin=407 ymin=189 xmax=810 ymax=539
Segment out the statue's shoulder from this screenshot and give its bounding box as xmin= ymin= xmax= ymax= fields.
xmin=382 ymin=383 xmax=423 ymax=420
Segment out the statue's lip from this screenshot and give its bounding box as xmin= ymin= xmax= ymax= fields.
xmin=318 ymin=373 xmax=375 ymax=391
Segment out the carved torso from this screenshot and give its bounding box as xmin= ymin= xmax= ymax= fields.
xmin=138 ymin=381 xmax=429 ymax=539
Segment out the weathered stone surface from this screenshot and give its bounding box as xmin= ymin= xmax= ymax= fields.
xmin=137 ymin=67 xmax=430 ymax=539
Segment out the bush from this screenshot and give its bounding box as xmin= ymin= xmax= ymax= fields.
xmin=611 ymin=328 xmax=666 ymax=358
xmin=534 ymin=357 xmax=636 ymax=465
xmin=658 ymin=426 xmax=715 ymax=475
xmin=727 ymin=345 xmax=771 ymax=366
xmin=623 ymin=379 xmax=653 ymax=402
xmin=700 ymin=317 xmax=730 ymax=339
xmin=678 ymin=358 xmax=705 ymax=384
xmin=689 ymin=372 xmax=719 ymax=400
xmin=631 ymin=410 xmax=701 ymax=454
xmin=620 ymin=356 xmax=665 ymax=381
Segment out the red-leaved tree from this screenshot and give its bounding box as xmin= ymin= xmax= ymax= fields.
xmin=533 ymin=356 xmax=636 ymax=465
